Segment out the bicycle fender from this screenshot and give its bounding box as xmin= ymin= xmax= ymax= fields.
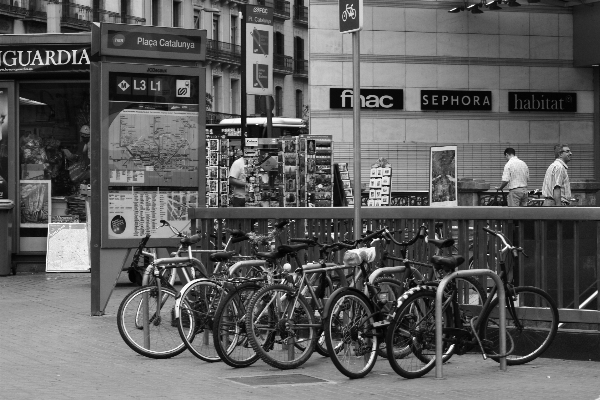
xmin=173 ymin=278 xmax=214 ymax=319
xmin=321 ymin=287 xmax=365 ymax=321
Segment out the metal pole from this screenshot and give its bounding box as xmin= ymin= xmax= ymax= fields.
xmin=240 ymin=10 xmax=247 ymax=152
xmin=435 ymin=270 xmax=507 ymax=379
xmin=352 ymin=31 xmax=361 ymax=240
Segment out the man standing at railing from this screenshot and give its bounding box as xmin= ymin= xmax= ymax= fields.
xmin=542 ymin=144 xmax=572 ymax=207
xmin=229 ymin=156 xmax=246 ymax=207
xmin=495 ymin=147 xmax=529 ymax=207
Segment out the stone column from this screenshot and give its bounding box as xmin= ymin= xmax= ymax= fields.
xmin=47 ymin=3 xmax=62 ymax=33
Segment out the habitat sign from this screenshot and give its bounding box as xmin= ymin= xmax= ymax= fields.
xmin=509 ymin=92 xmax=577 ymax=112
xmin=0 ymin=45 xmax=90 ymax=73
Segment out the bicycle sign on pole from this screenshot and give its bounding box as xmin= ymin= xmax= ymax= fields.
xmin=339 ymin=0 xmax=362 ymax=33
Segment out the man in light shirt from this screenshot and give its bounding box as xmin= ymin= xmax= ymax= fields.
xmin=542 ymin=144 xmax=572 ymax=207
xmin=495 ymin=147 xmax=529 ymax=207
xmin=228 ymin=156 xmax=246 ymax=207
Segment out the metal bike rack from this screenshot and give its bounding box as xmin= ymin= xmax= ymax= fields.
xmin=435 ymin=269 xmax=507 ymax=379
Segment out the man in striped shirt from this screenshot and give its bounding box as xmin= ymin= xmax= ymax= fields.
xmin=542 ymin=144 xmax=572 ymax=207
xmin=495 ymin=148 xmax=529 ymax=206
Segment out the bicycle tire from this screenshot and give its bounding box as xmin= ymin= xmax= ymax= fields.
xmin=176 ymin=279 xmax=225 ymax=362
xmin=117 ymin=286 xmax=187 ymax=359
xmin=246 ymin=283 xmax=317 ymax=369
xmin=324 ymin=288 xmax=378 ymax=379
xmin=385 ymin=286 xmax=454 ymax=379
xmin=478 ymin=286 xmax=558 ymax=365
xmin=212 ymin=281 xmax=262 ymax=368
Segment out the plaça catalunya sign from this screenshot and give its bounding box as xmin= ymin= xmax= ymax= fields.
xmin=329 ymin=88 xmax=403 ymax=109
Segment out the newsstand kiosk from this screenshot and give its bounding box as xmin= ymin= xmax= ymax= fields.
xmin=90 ymin=23 xmax=207 ymax=315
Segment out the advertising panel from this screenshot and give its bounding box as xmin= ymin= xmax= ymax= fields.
xmin=429 ymin=146 xmax=458 ymax=207
xmin=105 ymin=67 xmax=201 ymax=241
xmin=245 ymin=5 xmax=274 ymax=96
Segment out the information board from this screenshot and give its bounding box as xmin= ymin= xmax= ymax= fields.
xmin=46 ymin=223 xmax=90 ymax=272
xmin=99 ymin=63 xmax=205 ymax=247
xmin=245 ymin=5 xmax=273 ymax=95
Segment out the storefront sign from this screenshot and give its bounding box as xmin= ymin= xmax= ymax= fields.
xmin=421 ymin=90 xmax=492 ymax=111
xmin=0 ymin=45 xmax=90 ymax=73
xmin=94 ymin=23 xmax=206 ymax=61
xmin=245 ymin=5 xmax=274 ymax=95
xmin=508 ymin=92 xmax=577 ymax=112
xmin=329 ymin=88 xmax=403 ymax=109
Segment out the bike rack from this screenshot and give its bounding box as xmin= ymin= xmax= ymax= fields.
xmin=435 ymin=269 xmax=507 ymax=379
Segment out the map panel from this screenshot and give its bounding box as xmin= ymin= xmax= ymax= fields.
xmin=108 ymin=109 xmax=198 ymax=187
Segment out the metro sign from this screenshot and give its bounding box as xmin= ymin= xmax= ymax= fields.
xmin=339 ymin=0 xmax=362 ymax=33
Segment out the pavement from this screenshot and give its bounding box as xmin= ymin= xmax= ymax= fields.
xmin=1 ymin=272 xmax=599 ymax=400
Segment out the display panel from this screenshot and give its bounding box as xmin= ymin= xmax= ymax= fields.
xmin=100 ymin=64 xmax=204 ymax=245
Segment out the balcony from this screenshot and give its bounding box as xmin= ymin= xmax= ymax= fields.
xmin=0 ymin=0 xmax=43 ymax=19
xmin=207 ymin=111 xmax=241 ymax=125
xmin=293 ymin=4 xmax=307 ymax=25
xmin=274 ymin=54 xmax=293 ymax=75
xmin=257 ymin=0 xmax=290 ymax=19
xmin=206 ymin=39 xmax=241 ymax=66
xmin=293 ymin=58 xmax=308 ymax=78
xmin=60 ymin=3 xmax=145 ymax=31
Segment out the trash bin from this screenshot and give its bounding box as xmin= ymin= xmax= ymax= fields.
xmin=0 ymin=200 xmax=14 ymax=276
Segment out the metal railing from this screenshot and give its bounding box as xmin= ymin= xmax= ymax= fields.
xmin=293 ymin=58 xmax=308 ymax=76
xmin=293 ymin=4 xmax=308 ymax=24
xmin=274 ymin=0 xmax=290 ymax=19
xmin=0 ymin=0 xmax=38 ymax=17
xmin=206 ymin=39 xmax=241 ymax=65
xmin=274 ymin=54 xmax=293 ymax=74
xmin=189 ymin=207 xmax=600 ymax=331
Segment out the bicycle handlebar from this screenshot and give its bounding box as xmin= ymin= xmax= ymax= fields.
xmin=361 ymin=227 xmax=388 ymax=242
xmin=383 ymin=226 xmax=425 ymax=247
xmin=483 ymin=227 xmax=497 ymax=236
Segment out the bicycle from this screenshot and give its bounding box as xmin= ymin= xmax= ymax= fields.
xmin=116 ymin=220 xmax=212 ymax=359
xmin=384 ymin=227 xmax=558 ymax=379
xmin=322 ymin=227 xmax=487 ymax=379
xmin=243 ymin=236 xmax=364 ymax=369
xmin=173 ymin=220 xmax=295 ymax=362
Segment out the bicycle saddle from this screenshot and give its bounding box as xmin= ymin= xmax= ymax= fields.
xmin=427 ymin=238 xmax=455 ymax=249
xmin=231 ymin=234 xmax=250 ymax=244
xmin=254 ymin=250 xmax=286 ymax=260
xmin=229 ymin=229 xmax=246 ymax=237
xmin=430 ymin=255 xmax=465 ymax=271
xmin=277 ymin=243 xmax=309 ymax=253
xmin=181 ymin=234 xmax=201 ymax=245
xmin=209 ymin=251 xmax=237 ymax=262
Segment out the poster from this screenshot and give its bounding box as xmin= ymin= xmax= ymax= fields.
xmin=0 ymin=87 xmax=7 ymax=199
xmin=46 ymin=223 xmax=90 ymax=272
xmin=430 ymin=146 xmax=457 ymax=207
xmin=20 ymin=180 xmax=51 ymax=227
xmin=108 ymin=188 xmax=198 ymax=239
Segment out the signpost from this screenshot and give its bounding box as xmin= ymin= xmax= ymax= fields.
xmin=339 ymin=0 xmax=362 ymax=239
xmin=90 ymin=23 xmax=206 ymax=315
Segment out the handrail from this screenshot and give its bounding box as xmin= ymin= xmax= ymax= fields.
xmin=189 ymin=206 xmax=600 ymax=221
xmin=435 ymin=269 xmax=507 ymax=378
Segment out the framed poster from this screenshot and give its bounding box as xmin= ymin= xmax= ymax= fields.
xmin=20 ymin=180 xmax=51 ymax=227
xmin=430 ymin=146 xmax=457 ymax=207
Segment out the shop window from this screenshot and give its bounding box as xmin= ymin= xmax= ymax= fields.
xmin=18 ymin=82 xmax=90 ymax=230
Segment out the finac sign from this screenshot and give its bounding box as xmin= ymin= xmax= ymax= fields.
xmin=329 ymin=88 xmax=404 ymax=110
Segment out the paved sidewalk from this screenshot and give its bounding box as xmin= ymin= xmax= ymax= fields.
xmin=1 ymin=273 xmax=599 ymax=400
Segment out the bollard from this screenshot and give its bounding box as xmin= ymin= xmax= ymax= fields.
xmin=435 ymin=269 xmax=506 ymax=379
xmin=0 ymin=200 xmax=14 ymax=276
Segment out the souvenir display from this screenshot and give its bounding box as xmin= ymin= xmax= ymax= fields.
xmin=205 ymin=134 xmax=229 ymax=207
xmin=298 ymin=135 xmax=333 ymax=207
xmin=367 ymin=158 xmax=392 ymax=206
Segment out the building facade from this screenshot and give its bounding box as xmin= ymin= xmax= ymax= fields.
xmin=309 ymin=0 xmax=596 ymax=192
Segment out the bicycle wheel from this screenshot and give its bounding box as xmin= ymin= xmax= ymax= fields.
xmin=117 ymin=286 xmax=186 ymax=359
xmin=212 ymin=281 xmax=262 ymax=368
xmin=478 ymin=286 xmax=558 ymax=365
xmin=177 ymin=279 xmax=224 ymax=362
xmin=246 ymin=283 xmax=317 ymax=369
xmin=324 ymin=289 xmax=378 ymax=379
xmin=385 ymin=286 xmax=454 ymax=379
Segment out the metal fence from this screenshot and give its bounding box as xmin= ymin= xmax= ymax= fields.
xmin=190 ymin=206 xmax=600 ymax=331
